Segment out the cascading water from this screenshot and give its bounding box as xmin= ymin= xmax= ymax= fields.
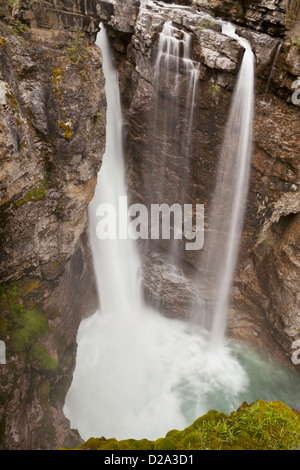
xmin=87 ymin=28 xmax=143 ymax=318
xmin=64 ymin=20 xmax=300 ymax=443
xmin=263 ymin=41 xmax=282 ymax=102
xmin=181 ymin=33 xmax=199 ymax=170
xmin=199 ymin=23 xmax=255 ymax=347
xmin=153 ymin=21 xmax=199 ymax=186
xmin=151 ymin=20 xmax=199 ymax=263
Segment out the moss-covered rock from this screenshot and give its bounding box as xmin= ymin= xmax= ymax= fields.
xmin=0 ymin=279 xmax=48 ymax=354
xmin=67 ymin=401 xmax=300 ymax=451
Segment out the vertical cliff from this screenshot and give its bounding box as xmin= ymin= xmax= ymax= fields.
xmin=97 ymin=0 xmax=300 ymax=367
xmin=0 ymin=0 xmax=106 ymax=449
xmin=0 ymin=0 xmax=299 ymax=450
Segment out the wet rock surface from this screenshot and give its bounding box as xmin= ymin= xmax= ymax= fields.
xmin=98 ymin=0 xmax=300 ymax=369
xmin=0 ymin=0 xmax=299 ymax=450
xmin=0 ymin=0 xmax=106 ymax=450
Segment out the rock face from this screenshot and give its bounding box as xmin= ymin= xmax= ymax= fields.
xmin=0 ymin=0 xmax=299 ymax=451
xmin=195 ymin=0 xmax=288 ymax=37
xmin=0 ymin=0 xmax=106 ymax=450
xmin=97 ymin=0 xmax=300 ymax=368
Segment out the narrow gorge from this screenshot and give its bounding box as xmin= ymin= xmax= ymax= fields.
xmin=0 ymin=0 xmax=299 ymax=451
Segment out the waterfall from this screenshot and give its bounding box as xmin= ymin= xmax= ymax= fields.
xmin=182 ymin=32 xmax=199 ymax=169
xmin=153 ymin=21 xmax=199 ymax=201
xmin=63 ymin=23 xmax=249 ymax=441
xmin=263 ymin=41 xmax=282 ymax=101
xmin=87 ymin=25 xmax=143 ymax=319
xmin=63 ymin=18 xmax=300 ymax=445
xmin=150 ymin=20 xmax=199 ymax=266
xmin=201 ymin=23 xmax=255 ymax=347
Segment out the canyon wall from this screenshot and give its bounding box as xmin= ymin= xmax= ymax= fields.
xmin=0 ymin=0 xmax=299 ymax=449
xmin=97 ymin=0 xmax=300 ymax=365
xmin=0 ymin=0 xmax=106 ymax=449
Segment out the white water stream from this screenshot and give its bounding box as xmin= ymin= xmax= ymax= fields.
xmin=63 ymin=22 xmax=300 ymax=442
xmin=152 ymin=20 xmax=199 ymax=209
xmin=201 ymin=23 xmax=255 ymax=347
xmin=153 ymin=21 xmax=199 ymax=165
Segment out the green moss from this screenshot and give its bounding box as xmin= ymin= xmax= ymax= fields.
xmin=6 ymin=19 xmax=29 ymax=43
xmin=210 ymin=84 xmax=221 ymax=94
xmin=102 ymin=440 xmax=122 ymax=450
xmin=76 ymin=438 xmax=104 ymax=450
xmin=0 ymin=279 xmax=48 ymax=354
xmin=292 ymin=38 xmax=300 ymax=48
xmin=28 ymin=343 xmax=58 ymax=371
xmin=68 ymin=401 xmax=300 ymax=451
xmin=7 ymin=0 xmax=20 ymax=9
xmin=15 ymin=180 xmax=47 ymax=207
xmin=22 ymin=279 xmax=41 ymax=297
xmin=197 ymin=18 xmax=218 ymax=29
xmin=154 ymin=437 xmax=177 ymax=450
xmin=5 ymin=91 xmax=18 ymax=109
xmin=67 ymin=28 xmax=88 ymax=66
xmin=9 ymin=309 xmax=48 ymax=353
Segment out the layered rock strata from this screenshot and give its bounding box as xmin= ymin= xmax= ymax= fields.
xmin=0 ymin=0 xmax=106 ymax=450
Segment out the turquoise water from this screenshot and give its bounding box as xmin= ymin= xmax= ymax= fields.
xmin=64 ymin=310 xmax=300 ymax=441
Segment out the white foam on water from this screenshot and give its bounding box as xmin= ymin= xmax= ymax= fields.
xmin=63 ymin=21 xmax=300 ymax=444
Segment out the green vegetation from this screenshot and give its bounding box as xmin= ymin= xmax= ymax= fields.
xmin=15 ymin=179 xmax=47 ymax=206
xmin=197 ymin=18 xmax=219 ymax=30
xmin=6 ymin=0 xmax=20 ymax=9
xmin=92 ymin=108 xmax=103 ymax=130
xmin=210 ymin=84 xmax=221 ymax=94
xmin=5 ymin=91 xmax=18 ymax=109
xmin=0 ymin=280 xmax=46 ymax=352
xmin=93 ymin=108 xmax=103 ymax=121
xmin=292 ymin=37 xmax=300 ymax=48
xmin=0 ymin=280 xmax=57 ymax=371
xmin=66 ymin=401 xmax=300 ymax=451
xmin=6 ymin=19 xmax=29 ymax=43
xmin=67 ymin=28 xmax=88 ymax=66
xmin=28 ymin=343 xmax=58 ymax=371
xmin=9 ymin=309 xmax=48 ymax=353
